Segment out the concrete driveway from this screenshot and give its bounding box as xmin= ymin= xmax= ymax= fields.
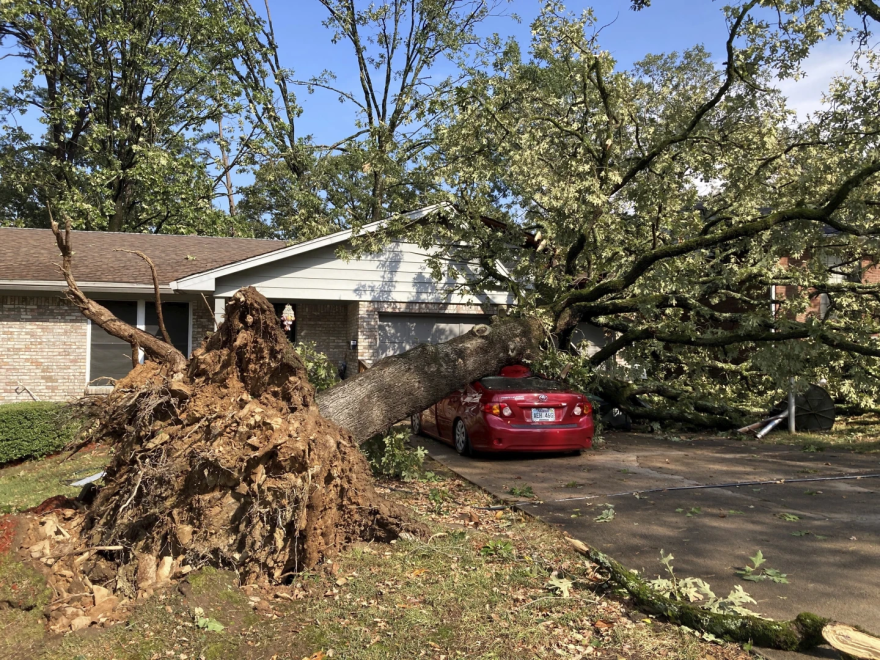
xmin=412 ymin=432 xmax=880 ymax=656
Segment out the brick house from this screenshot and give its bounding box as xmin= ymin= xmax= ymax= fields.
xmin=0 ymin=206 xmax=513 ymax=403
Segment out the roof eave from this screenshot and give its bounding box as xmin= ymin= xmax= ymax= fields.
xmin=171 ymin=203 xmax=452 ymax=293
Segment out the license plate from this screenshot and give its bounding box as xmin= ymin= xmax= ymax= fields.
xmin=531 ymin=408 xmax=555 ymax=422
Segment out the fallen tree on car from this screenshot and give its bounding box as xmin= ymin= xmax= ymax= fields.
xmin=24 ymin=215 xmax=877 ymax=655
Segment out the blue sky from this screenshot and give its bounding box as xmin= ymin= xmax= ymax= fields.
xmin=277 ymin=0 xmax=734 ymax=144
xmin=0 ymin=1 xmax=854 ymax=164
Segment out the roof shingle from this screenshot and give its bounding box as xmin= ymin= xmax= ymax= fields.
xmin=0 ymin=228 xmax=285 ymax=285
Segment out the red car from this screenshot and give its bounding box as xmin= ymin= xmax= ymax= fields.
xmin=412 ymin=367 xmax=594 ymax=455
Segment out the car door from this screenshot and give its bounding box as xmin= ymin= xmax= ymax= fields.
xmin=436 ymin=389 xmax=463 ymax=441
xmin=420 ymin=403 xmax=439 ymax=438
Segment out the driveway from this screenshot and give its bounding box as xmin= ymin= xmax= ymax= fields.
xmin=412 ymin=432 xmax=880 ymax=657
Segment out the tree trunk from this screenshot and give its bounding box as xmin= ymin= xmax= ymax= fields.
xmin=316 ymin=316 xmax=545 ymax=443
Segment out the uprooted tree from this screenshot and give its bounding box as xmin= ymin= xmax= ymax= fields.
xmin=44 ymin=216 xmax=543 ymax=587
xmin=365 ymin=0 xmax=880 ymax=427
xmin=42 ymin=218 xmax=880 ymax=654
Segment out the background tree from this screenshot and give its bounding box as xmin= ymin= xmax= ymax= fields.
xmin=235 ymin=0 xmax=504 ymax=239
xmin=0 ymin=0 xmax=255 ymax=233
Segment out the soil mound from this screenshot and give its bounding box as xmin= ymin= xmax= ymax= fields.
xmin=77 ymin=287 xmax=418 ymax=587
xmin=1 ymin=287 xmax=420 ymax=632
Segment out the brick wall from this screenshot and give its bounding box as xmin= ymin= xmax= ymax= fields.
xmin=346 ymin=302 xmax=360 ymax=377
xmin=190 ymin=296 xmax=217 ymax=354
xmin=0 ymin=295 xmax=88 ymax=403
xmin=295 ymin=303 xmax=350 ymax=374
xmin=355 ymin=301 xmax=493 ymax=365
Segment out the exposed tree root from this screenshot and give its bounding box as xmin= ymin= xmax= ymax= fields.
xmin=49 ymin=212 xmax=187 ymax=372
xmin=565 ymin=537 xmax=866 ymax=652
xmin=79 ymin=287 xmax=425 ymax=589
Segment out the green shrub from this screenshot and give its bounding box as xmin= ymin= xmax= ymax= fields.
xmin=361 ymin=428 xmax=427 ymax=481
xmin=0 ymin=402 xmax=79 ymax=465
xmin=294 ymin=341 xmax=340 ymax=392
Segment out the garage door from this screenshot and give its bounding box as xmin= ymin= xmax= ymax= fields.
xmin=377 ymin=313 xmax=491 ymax=359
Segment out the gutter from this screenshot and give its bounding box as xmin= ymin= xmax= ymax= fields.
xmin=0 ymin=280 xmax=175 ymax=295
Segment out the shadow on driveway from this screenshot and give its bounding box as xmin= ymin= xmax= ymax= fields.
xmin=412 ymin=432 xmax=880 ymax=657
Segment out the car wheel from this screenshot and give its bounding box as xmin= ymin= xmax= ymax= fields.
xmin=411 ymin=413 xmax=422 ymax=436
xmin=453 ymin=419 xmax=472 ymax=456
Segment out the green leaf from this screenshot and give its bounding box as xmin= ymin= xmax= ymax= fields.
xmin=196 ymin=617 xmax=225 ymax=632
xmin=594 ymin=506 xmax=615 ymax=523
xmin=764 ymin=568 xmax=789 ymax=584
xmin=740 ymin=573 xmax=764 ymax=582
xmin=749 ymin=550 xmax=766 ymax=569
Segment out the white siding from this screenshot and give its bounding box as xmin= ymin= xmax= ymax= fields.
xmin=214 ymin=241 xmax=514 ymax=304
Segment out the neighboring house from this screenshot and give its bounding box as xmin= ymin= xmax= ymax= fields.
xmin=0 ymin=206 xmax=513 ymax=403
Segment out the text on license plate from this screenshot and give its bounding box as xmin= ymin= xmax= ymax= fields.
xmin=531 ymin=408 xmax=555 ymax=422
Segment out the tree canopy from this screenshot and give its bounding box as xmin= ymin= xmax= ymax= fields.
xmin=3 ymin=0 xmax=880 ymax=420
xmin=392 ymin=0 xmax=880 ymax=422
xmin=0 ymin=0 xmax=262 ymax=233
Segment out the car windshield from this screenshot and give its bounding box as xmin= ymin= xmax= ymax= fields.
xmin=479 ymin=377 xmax=567 ymax=392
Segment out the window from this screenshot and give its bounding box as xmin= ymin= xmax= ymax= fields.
xmin=89 ymin=301 xmax=137 ymax=385
xmin=145 ymin=302 xmax=189 ymax=355
xmin=88 ymin=300 xmax=190 ymax=386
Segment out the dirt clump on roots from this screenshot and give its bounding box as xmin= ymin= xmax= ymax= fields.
xmin=1 ymin=287 xmax=423 ymax=632
xmin=92 ymin=287 xmax=421 ymax=582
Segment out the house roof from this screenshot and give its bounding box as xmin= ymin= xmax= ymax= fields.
xmin=0 ymin=227 xmax=285 ymax=290
xmin=0 ymin=204 xmax=519 ymax=296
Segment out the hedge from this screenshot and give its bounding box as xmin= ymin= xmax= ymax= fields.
xmin=0 ymin=402 xmax=80 ymax=466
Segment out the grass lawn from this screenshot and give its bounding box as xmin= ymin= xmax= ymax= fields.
xmin=751 ymin=414 xmax=880 ymax=453
xmin=659 ymin=414 xmax=880 ymax=454
xmin=0 ymin=445 xmax=112 ymax=514
xmin=0 ymin=452 xmax=748 ymax=660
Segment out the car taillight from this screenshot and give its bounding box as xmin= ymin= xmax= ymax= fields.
xmin=484 ymin=403 xmax=513 ymax=417
xmin=572 ymin=400 xmax=593 ymax=416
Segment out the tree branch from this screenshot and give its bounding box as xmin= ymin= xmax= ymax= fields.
xmin=114 ymin=249 xmax=172 ymax=345
xmin=48 ymin=208 xmax=186 ymax=372
xmin=561 ymin=159 xmax=880 ymax=311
